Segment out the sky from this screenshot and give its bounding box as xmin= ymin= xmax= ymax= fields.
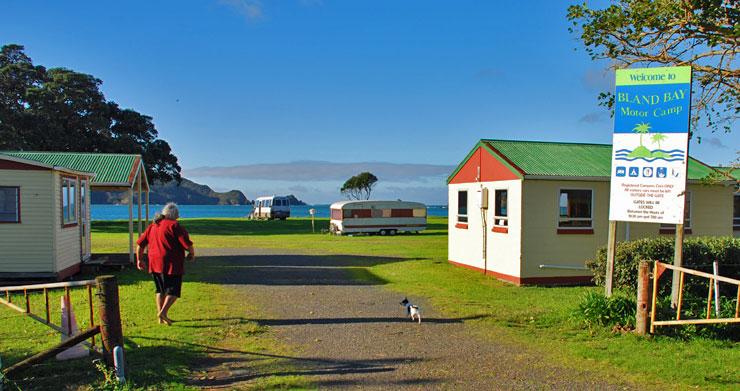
xmin=2 ymin=0 xmax=737 ymax=204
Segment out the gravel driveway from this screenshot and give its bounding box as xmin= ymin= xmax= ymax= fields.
xmin=190 ymin=248 xmax=634 ymax=390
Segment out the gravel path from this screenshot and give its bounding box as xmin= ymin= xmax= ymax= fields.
xmin=191 ymin=248 xmax=634 ymax=390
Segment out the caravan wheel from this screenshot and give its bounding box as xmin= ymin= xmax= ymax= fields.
xmin=379 ymin=229 xmax=387 ymax=236
xmin=388 ymin=229 xmax=397 ymax=236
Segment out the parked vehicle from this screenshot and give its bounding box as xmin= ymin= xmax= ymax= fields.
xmin=251 ymin=196 xmax=291 ymax=220
xmin=329 ymin=200 xmax=427 ymax=235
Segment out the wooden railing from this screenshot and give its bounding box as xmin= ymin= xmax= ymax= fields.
xmin=0 ymin=280 xmax=99 ymax=350
xmin=0 ymin=276 xmax=124 ymax=379
xmin=650 ymin=261 xmax=740 ymax=333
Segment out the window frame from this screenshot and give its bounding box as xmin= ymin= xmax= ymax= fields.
xmin=0 ymin=186 xmax=21 ymax=224
xmin=493 ymin=189 xmax=508 ymax=228
xmin=457 ymin=190 xmax=468 ymax=226
xmin=734 ymin=193 xmax=740 ymax=231
xmin=61 ymin=176 xmax=78 ymax=228
xmin=557 ymin=187 xmax=594 ymax=232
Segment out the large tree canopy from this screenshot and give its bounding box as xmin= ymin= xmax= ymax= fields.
xmin=567 ymin=0 xmax=739 ymax=135
xmin=340 ymin=172 xmax=378 ymax=200
xmin=0 ymin=44 xmax=181 ymax=182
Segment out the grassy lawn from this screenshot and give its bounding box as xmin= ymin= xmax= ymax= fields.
xmin=3 ymin=216 xmax=738 ymax=389
xmin=0 ymin=253 xmax=310 ymax=390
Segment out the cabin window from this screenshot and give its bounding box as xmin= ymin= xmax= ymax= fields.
xmin=558 ymin=189 xmax=592 ymax=228
xmin=344 ymin=209 xmax=371 ymax=218
xmin=412 ymin=208 xmax=426 ymax=217
xmin=734 ymin=194 xmax=740 ymax=231
xmin=391 ymin=209 xmax=413 ymax=218
xmin=494 ymin=189 xmax=508 ymax=227
xmin=331 ymin=209 xmax=343 ymax=220
xmin=0 ymin=186 xmax=20 ymax=223
xmin=62 ymin=177 xmax=77 ymax=226
xmin=457 ymin=190 xmax=468 ymax=223
xmin=660 ymin=192 xmax=692 ymax=231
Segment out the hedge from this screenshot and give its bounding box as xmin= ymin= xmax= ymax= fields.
xmin=587 ymin=236 xmax=740 ymax=295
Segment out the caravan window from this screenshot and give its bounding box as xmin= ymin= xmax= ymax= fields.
xmin=558 ymin=189 xmax=592 ymax=228
xmin=344 ymin=209 xmax=371 ymax=218
xmin=457 ymin=191 xmax=468 ymax=223
xmin=331 ymin=209 xmax=343 ymax=220
xmin=413 ymin=208 xmax=426 ymax=217
xmin=0 ymin=186 xmax=20 ymax=223
xmin=391 ymin=209 xmax=413 ymax=217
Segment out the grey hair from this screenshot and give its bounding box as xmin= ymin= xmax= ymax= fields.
xmin=161 ymin=203 xmax=180 ymax=220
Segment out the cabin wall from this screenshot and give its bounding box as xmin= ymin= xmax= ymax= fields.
xmin=0 ymin=169 xmax=55 ymax=273
xmin=448 ymin=180 xmax=523 ymax=280
xmin=53 ymin=172 xmax=83 ymax=275
xmin=521 ymin=179 xmax=734 ymax=281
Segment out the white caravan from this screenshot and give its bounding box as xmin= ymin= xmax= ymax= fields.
xmin=329 ymin=200 xmax=427 ymax=235
xmin=252 ymin=196 xmax=291 ymax=220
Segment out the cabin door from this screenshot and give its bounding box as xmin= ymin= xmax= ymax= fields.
xmin=80 ymin=179 xmax=90 ymax=261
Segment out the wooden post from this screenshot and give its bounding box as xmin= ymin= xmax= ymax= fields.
xmin=137 ymin=171 xmax=142 ymax=236
xmin=2 ymin=326 xmax=100 ymax=377
xmin=605 ymin=220 xmax=618 ymax=297
xmin=96 ymin=276 xmax=124 ymax=369
xmin=676 ymin=272 xmax=685 ymax=320
xmin=44 ymin=288 xmax=50 ymax=324
xmin=635 ymin=260 xmax=650 ymax=335
xmin=145 ymin=190 xmax=150 ymax=225
xmin=706 ymin=279 xmax=714 ymax=319
xmin=671 ymin=223 xmax=684 ymax=307
xmin=650 ymin=261 xmax=659 ymax=334
xmin=128 ymin=188 xmax=134 ymax=264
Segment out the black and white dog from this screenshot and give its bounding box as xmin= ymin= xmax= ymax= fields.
xmin=400 ymin=297 xmax=421 ymax=323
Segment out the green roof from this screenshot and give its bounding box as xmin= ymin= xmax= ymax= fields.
xmin=713 ymin=166 xmax=739 ymax=181
xmin=453 ymin=139 xmax=719 ymax=181
xmin=0 ymin=151 xmax=142 ymax=185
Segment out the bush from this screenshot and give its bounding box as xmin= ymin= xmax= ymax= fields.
xmin=587 ymin=236 xmax=740 ymax=295
xmin=574 ymin=291 xmax=635 ymax=329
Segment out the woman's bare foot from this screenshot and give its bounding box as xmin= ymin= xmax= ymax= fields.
xmin=158 ymin=314 xmax=172 ymax=325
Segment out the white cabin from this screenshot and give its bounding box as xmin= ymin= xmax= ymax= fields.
xmin=329 ymin=200 xmax=427 ymax=235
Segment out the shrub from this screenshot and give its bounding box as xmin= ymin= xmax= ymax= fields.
xmin=587 ymin=236 xmax=740 ymax=295
xmin=574 ymin=291 xmax=635 ymax=329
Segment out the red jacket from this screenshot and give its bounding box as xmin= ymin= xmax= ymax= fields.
xmin=137 ymin=219 xmax=193 ymax=275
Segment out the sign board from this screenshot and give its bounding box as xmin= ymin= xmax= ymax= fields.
xmin=609 ymin=66 xmax=692 ymax=224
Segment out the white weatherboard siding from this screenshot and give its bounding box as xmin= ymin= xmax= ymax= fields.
xmin=448 ymin=180 xmax=523 ymax=278
xmin=54 ymin=172 xmax=82 ymax=273
xmin=0 ymin=170 xmax=55 ymax=273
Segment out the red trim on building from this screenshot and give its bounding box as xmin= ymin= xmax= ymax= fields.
xmin=449 ymin=147 xmax=520 ymax=184
xmin=492 ymin=226 xmax=508 ymax=233
xmin=455 ymin=223 xmax=468 ymax=229
xmin=0 ymin=159 xmax=49 ymax=171
xmin=448 ymin=260 xmax=592 ymax=286
xmin=557 ymin=228 xmax=594 ymax=235
xmin=343 ymin=224 xmax=426 ymax=228
xmin=56 ymin=263 xmax=81 ymax=281
xmin=659 ymin=228 xmax=693 ymax=235
xmin=482 ymin=143 xmax=527 ymax=178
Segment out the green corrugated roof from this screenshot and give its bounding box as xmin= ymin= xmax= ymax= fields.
xmin=713 ymin=166 xmax=739 ymax=181
xmin=0 ymin=151 xmax=141 ymax=184
xmin=461 ymin=139 xmax=718 ymax=181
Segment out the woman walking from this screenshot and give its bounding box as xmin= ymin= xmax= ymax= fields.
xmin=136 ymin=203 xmax=195 ymax=325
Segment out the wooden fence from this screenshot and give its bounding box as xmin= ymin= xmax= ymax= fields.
xmin=0 ymin=276 xmax=123 ymax=378
xmin=649 ymin=261 xmax=740 ymax=333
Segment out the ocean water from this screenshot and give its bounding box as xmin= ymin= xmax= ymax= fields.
xmin=91 ymin=204 xmax=449 ymax=221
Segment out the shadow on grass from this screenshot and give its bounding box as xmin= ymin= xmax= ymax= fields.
xmin=194 ymin=254 xmax=416 ymax=286
xmin=129 ymin=336 xmax=443 ymax=389
xmin=91 ymin=218 xmax=448 ymax=236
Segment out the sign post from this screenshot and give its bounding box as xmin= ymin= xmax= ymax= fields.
xmin=606 ymin=66 xmax=692 ymax=300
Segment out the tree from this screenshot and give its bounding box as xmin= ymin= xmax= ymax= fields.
xmin=651 ymin=133 xmax=668 ymax=148
xmin=567 ymin=1 xmax=739 ymax=135
xmin=340 ymin=172 xmax=378 ymax=200
xmin=633 ymin=122 xmax=651 ymax=146
xmin=0 ymin=44 xmax=181 ymax=182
